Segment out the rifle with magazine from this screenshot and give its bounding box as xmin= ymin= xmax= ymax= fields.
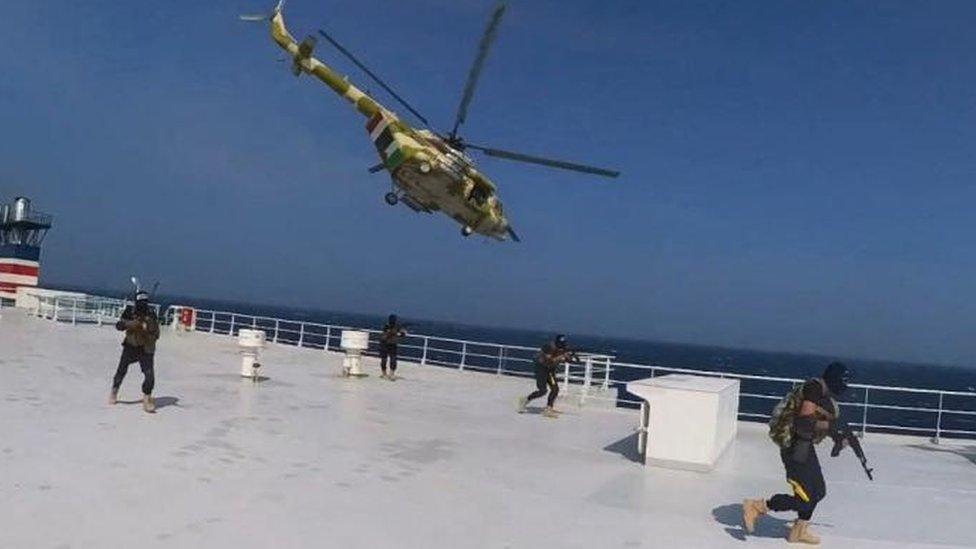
xmin=830 ymin=421 xmax=874 ymax=480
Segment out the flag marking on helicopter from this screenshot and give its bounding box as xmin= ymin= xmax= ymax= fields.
xmin=367 ymin=112 xmax=407 ymax=170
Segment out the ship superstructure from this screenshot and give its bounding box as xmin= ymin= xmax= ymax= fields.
xmin=0 ymin=196 xmax=52 ymax=303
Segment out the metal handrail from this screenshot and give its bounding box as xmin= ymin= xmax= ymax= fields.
xmin=33 ymin=295 xmax=160 ymax=325
xmin=163 ymin=305 xmax=976 ymax=441
xmin=1 ymin=210 xmax=52 ymax=226
xmin=32 ymin=297 xmax=976 ymax=442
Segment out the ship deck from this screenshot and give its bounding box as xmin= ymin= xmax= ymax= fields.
xmin=1 ymin=309 xmax=974 ymax=548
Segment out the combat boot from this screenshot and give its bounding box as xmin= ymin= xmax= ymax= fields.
xmin=108 ymin=389 xmax=118 ymax=405
xmin=742 ymin=499 xmax=768 ymax=534
xmin=542 ymin=407 xmax=559 ymax=418
xmin=142 ymin=394 xmax=156 ymax=413
xmin=517 ymin=396 xmax=528 ymax=413
xmin=787 ymin=520 xmax=820 ymax=545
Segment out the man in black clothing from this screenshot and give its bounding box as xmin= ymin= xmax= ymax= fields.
xmin=379 ymin=314 xmax=406 ymax=380
xmin=517 ymin=335 xmax=577 ymax=418
xmin=109 ymin=290 xmax=160 ymax=413
xmin=743 ymin=362 xmax=850 ymax=545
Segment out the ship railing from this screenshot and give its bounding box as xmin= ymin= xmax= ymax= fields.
xmin=603 ymin=362 xmax=976 ymax=442
xmin=163 ymin=306 xmax=617 ymax=402
xmin=33 ymin=298 xmax=975 ymax=442
xmin=0 ymin=210 xmax=52 ymax=227
xmin=159 ymin=305 xmax=976 ymax=442
xmin=32 ymin=294 xmax=160 ymax=325
xmin=24 ymin=211 xmax=53 ymax=226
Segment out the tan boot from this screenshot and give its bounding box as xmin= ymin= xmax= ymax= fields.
xmin=542 ymin=407 xmax=559 ymax=418
xmin=787 ymin=520 xmax=820 ymax=545
xmin=108 ymin=389 xmax=118 ymax=405
xmin=742 ymin=499 xmax=768 ymax=534
xmin=517 ymin=396 xmax=528 ymax=413
xmin=142 ymin=394 xmax=156 ymax=413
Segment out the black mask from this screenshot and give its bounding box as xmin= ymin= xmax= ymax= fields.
xmin=822 ymin=362 xmax=850 ymax=396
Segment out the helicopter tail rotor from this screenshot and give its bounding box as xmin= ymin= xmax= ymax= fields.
xmin=239 ymin=0 xmax=284 ymax=22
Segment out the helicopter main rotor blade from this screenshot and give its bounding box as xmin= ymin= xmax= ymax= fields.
xmin=317 ymin=29 xmax=430 ymax=127
xmin=466 ymin=144 xmax=620 ymax=178
xmin=449 ymin=2 xmax=507 ymax=139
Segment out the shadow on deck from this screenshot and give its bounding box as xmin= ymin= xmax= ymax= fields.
xmin=603 ymin=432 xmax=642 ymax=464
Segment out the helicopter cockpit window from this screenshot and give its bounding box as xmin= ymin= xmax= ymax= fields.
xmin=469 ymin=184 xmax=489 ymax=207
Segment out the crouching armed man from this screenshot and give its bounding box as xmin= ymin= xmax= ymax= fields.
xmin=517 ymin=335 xmax=579 ymax=418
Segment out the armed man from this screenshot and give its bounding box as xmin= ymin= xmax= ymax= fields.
xmin=108 ymin=290 xmax=160 ymax=413
xmin=379 ymin=314 xmax=407 ymax=380
xmin=517 ymin=334 xmax=579 ymax=418
xmin=742 ymin=362 xmax=852 ymax=545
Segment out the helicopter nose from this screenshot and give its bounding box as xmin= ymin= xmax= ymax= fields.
xmin=504 ymin=224 xmax=521 ymax=242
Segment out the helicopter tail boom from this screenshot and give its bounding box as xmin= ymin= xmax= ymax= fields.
xmin=251 ymin=4 xmax=382 ymax=120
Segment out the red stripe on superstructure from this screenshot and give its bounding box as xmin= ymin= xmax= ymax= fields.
xmin=0 ymin=264 xmax=39 ymax=276
xmin=366 ymin=112 xmax=384 ymax=133
xmin=0 ymin=282 xmax=22 ymax=291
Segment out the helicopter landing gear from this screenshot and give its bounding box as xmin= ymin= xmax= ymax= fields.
xmin=461 ymin=226 xmax=474 ymax=237
xmin=384 ymin=192 xmax=399 ymax=206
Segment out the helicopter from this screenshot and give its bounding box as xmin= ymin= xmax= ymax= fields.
xmin=241 ymin=1 xmax=619 ymax=241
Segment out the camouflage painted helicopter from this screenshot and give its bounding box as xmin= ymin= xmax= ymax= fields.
xmin=242 ymin=1 xmax=619 ymax=241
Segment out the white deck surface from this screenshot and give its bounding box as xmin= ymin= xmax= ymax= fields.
xmin=2 ymin=309 xmax=975 ymax=549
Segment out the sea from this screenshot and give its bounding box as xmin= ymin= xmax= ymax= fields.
xmin=78 ymin=288 xmax=976 ymax=439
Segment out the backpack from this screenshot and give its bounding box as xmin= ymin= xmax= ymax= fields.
xmin=768 ymin=378 xmax=837 ymax=448
xmin=768 ymin=384 xmax=806 ymax=449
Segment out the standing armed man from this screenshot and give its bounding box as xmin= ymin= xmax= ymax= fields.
xmin=742 ymin=362 xmax=851 ymax=545
xmin=379 ymin=314 xmax=407 ymax=380
xmin=109 ymin=290 xmax=160 ymax=413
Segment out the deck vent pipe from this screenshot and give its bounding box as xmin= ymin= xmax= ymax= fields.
xmin=340 ymin=330 xmax=370 ymax=378
xmin=238 ymin=329 xmax=267 ymax=379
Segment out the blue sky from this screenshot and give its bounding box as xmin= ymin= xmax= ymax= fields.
xmin=2 ymin=1 xmax=975 ymax=365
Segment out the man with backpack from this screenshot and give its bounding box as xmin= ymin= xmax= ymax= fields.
xmin=742 ymin=362 xmax=851 ymax=545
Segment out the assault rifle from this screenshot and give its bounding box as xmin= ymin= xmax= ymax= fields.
xmin=830 ymin=422 xmax=874 ymax=481
xmin=125 ymin=276 xmax=159 ymax=304
xmin=379 ymin=323 xmax=409 ymax=343
xmin=556 ymin=347 xmax=598 ymax=364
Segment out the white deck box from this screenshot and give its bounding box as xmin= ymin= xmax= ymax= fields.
xmin=626 ymin=374 xmax=740 ymax=472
